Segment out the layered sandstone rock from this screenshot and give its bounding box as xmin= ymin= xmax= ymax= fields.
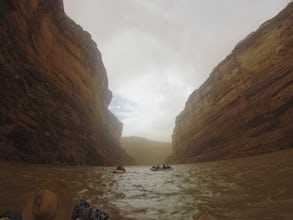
xmin=170 ymin=2 xmax=293 ymax=163
xmin=0 ymin=0 xmax=133 ymax=165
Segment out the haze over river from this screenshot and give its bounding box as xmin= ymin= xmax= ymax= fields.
xmin=1 ymin=149 xmax=292 ymax=220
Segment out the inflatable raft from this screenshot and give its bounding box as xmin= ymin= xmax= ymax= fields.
xmin=113 ymin=169 xmax=126 ymax=174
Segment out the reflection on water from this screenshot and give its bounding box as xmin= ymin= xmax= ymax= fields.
xmin=0 ymin=149 xmax=293 ymax=220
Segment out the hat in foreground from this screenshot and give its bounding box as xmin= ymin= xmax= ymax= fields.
xmin=22 ymin=181 xmax=73 ymax=220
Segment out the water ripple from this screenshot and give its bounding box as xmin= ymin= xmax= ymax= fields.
xmin=0 ymin=149 xmax=293 ymax=219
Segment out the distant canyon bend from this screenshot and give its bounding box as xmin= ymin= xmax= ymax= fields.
xmin=0 ymin=0 xmax=292 ymax=165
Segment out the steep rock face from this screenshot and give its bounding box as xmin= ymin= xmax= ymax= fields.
xmin=0 ymin=0 xmax=132 ymax=165
xmin=170 ymin=3 xmax=293 ymax=163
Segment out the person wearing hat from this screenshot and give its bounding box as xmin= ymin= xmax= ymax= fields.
xmin=0 ymin=181 xmax=111 ymax=220
xmin=1 ymin=181 xmax=208 ymax=220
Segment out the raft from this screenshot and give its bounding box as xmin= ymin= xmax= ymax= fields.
xmin=150 ymin=167 xmax=173 ymax=171
xmin=113 ymin=169 xmax=126 ymax=174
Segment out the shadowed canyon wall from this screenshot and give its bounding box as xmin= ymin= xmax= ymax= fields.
xmin=0 ymin=0 xmax=133 ymax=165
xmin=170 ymin=2 xmax=293 ymax=163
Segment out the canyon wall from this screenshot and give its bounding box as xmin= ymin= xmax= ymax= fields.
xmin=0 ymin=0 xmax=133 ymax=165
xmin=170 ymin=2 xmax=293 ymax=163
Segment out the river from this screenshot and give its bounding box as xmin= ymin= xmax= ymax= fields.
xmin=0 ymin=148 xmax=293 ymax=220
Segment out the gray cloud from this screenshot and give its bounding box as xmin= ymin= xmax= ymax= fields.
xmin=64 ymin=0 xmax=291 ymax=141
xmin=109 ymin=94 xmax=138 ymax=120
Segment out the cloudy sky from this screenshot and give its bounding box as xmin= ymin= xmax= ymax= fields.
xmin=63 ymin=0 xmax=291 ymax=142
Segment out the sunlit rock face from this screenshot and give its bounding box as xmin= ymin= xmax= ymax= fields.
xmin=0 ymin=0 xmax=132 ymax=165
xmin=170 ymin=2 xmax=293 ymax=163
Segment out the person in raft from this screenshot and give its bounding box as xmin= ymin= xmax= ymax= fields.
xmin=0 ymin=181 xmax=111 ymax=220
xmin=0 ymin=181 xmax=209 ymax=220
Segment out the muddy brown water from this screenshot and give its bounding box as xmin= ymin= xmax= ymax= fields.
xmin=0 ymin=148 xmax=292 ymax=220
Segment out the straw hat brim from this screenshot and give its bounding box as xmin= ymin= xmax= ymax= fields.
xmin=22 ymin=181 xmax=73 ymax=220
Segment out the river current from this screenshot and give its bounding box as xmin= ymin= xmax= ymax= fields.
xmin=0 ymin=148 xmax=292 ymax=220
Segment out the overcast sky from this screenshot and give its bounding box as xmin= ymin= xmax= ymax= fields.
xmin=63 ymin=0 xmax=291 ymax=142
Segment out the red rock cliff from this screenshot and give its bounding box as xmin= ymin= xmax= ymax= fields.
xmin=0 ymin=0 xmax=133 ymax=165
xmin=170 ymin=2 xmax=293 ymax=163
